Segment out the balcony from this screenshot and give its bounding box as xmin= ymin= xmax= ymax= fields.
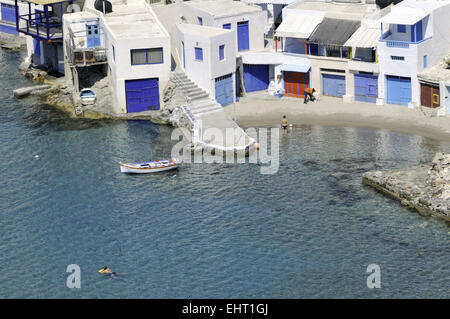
xmin=15 ymin=0 xmax=73 ymax=41
xmin=66 ymin=27 xmax=107 ymax=67
xmin=380 ymin=32 xmax=432 ymax=49
xmin=17 ymin=12 xmax=62 ymax=40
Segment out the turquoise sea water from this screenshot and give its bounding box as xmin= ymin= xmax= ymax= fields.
xmin=0 ymin=49 xmax=449 ymax=298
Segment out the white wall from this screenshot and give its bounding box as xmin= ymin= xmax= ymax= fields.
xmin=177 ymin=25 xmax=236 ymax=98
xmin=378 ymin=3 xmax=450 ymax=106
xmin=183 ymin=3 xmax=267 ymax=52
xmin=104 ymin=27 xmax=171 ymax=113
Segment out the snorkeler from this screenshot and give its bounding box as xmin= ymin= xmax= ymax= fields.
xmin=99 ymin=266 xmax=116 ymax=276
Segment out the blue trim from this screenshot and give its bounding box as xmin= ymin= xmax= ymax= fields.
xmin=195 ymin=47 xmax=203 ymax=61
xmin=219 ymin=44 xmax=224 ymax=61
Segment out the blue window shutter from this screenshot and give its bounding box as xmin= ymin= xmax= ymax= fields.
xmin=219 ymin=45 xmax=224 ymax=60
xmin=195 ymin=47 xmax=203 ymax=61
xmin=423 ymin=55 xmax=427 ymax=68
xmin=198 ymin=17 xmax=202 ymax=25
xmin=397 ymin=24 xmax=406 ymax=33
xmin=223 ymin=23 xmax=231 ymax=30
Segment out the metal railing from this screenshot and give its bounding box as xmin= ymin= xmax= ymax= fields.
xmin=18 ymin=14 xmax=63 ymax=40
xmin=66 ymin=28 xmax=107 ymax=66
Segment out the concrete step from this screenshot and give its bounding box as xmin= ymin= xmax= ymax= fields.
xmin=190 ymin=103 xmax=221 ymax=113
xmin=190 ymin=98 xmax=216 ymax=108
xmin=193 ymin=108 xmax=224 ymax=118
xmin=182 ymin=86 xmax=204 ymax=94
xmin=187 ymin=91 xmax=209 ymax=100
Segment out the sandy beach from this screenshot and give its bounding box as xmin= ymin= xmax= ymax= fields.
xmin=225 ymin=91 xmax=450 ymax=142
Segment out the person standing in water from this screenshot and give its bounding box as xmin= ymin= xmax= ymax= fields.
xmin=281 ymin=115 xmax=289 ymax=133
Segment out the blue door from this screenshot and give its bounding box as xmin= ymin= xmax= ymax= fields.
xmin=237 ymin=21 xmax=249 ymax=51
xmin=322 ymin=74 xmax=346 ymax=97
xmin=33 ymin=38 xmax=40 ymax=56
xmin=411 ymin=20 xmax=423 ymax=42
xmin=1 ymin=3 xmax=16 ymax=23
xmin=386 ymin=75 xmax=412 ymax=106
xmin=243 ymin=64 xmax=269 ymax=92
xmin=354 ymin=74 xmax=378 ymax=103
xmin=86 ymin=24 xmax=100 ymax=48
xmin=215 ymin=73 xmax=234 ymax=107
xmin=125 ymin=78 xmax=160 ymax=112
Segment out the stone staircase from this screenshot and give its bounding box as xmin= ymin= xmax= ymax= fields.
xmin=171 ymin=72 xmax=223 ymax=118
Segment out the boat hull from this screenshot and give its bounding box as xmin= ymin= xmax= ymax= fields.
xmin=119 ymin=162 xmax=179 ymax=174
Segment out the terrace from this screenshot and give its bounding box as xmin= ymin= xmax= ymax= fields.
xmin=15 ymin=0 xmax=73 ymax=41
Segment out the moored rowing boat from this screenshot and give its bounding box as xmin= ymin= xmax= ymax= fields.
xmin=119 ymin=158 xmax=180 ymax=174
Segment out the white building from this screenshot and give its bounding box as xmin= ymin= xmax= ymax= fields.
xmin=377 ymin=0 xmax=450 ymax=107
xmin=63 ymin=0 xmax=171 ymax=114
xmin=176 ymin=23 xmax=236 ymax=106
xmin=182 ymin=0 xmax=267 ymax=53
xmin=274 ymin=0 xmax=379 ymax=101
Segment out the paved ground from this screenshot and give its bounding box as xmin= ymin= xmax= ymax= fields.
xmin=225 ymin=91 xmax=450 ymax=142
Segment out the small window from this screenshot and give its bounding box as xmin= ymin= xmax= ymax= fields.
xmin=219 ymin=45 xmax=225 ymax=61
xmin=223 ymin=23 xmax=231 ymax=30
xmin=397 ymin=24 xmax=406 ymax=33
xmin=390 ymin=56 xmax=405 ymax=61
xmin=112 ymin=45 xmax=115 ymax=62
xmin=198 ymin=17 xmax=203 ymax=25
xmin=131 ymin=48 xmax=163 ymax=65
xmin=195 ymin=47 xmax=203 ymax=61
xmin=423 ymin=55 xmax=427 ymax=68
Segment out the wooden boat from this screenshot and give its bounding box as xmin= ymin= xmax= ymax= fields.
xmin=119 ymin=158 xmax=180 ymax=174
xmin=80 ymin=88 xmax=96 ymax=105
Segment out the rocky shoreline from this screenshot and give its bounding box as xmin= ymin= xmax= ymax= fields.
xmin=363 ymin=153 xmax=450 ymax=222
xmin=14 ymin=58 xmax=185 ymax=124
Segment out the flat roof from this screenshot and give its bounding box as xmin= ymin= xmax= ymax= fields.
xmin=104 ymin=0 xmax=167 ymax=39
xmin=185 ymin=0 xmax=261 ymax=18
xmin=24 ymin=0 xmax=71 ymax=5
xmin=291 ymin=0 xmax=376 ymax=19
xmin=243 ymin=0 xmax=296 ymax=4
xmin=379 ymin=0 xmax=450 ymax=25
xmin=177 ymin=23 xmax=232 ymax=37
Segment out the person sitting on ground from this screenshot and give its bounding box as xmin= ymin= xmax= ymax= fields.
xmin=281 ymin=115 xmax=288 ymax=132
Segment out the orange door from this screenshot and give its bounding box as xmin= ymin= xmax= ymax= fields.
xmin=284 ymin=71 xmax=310 ymax=98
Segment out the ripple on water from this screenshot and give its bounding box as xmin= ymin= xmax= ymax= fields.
xmin=0 ymin=50 xmax=449 ymax=298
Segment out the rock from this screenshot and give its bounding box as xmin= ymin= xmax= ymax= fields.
xmin=363 ymin=153 xmax=450 ymax=221
xmin=13 ymin=85 xmax=53 ymax=98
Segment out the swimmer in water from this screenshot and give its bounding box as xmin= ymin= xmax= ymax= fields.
xmin=99 ymin=266 xmax=113 ymax=274
xmin=99 ymin=266 xmax=118 ymax=278
xmin=281 ymin=115 xmax=288 ymax=133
